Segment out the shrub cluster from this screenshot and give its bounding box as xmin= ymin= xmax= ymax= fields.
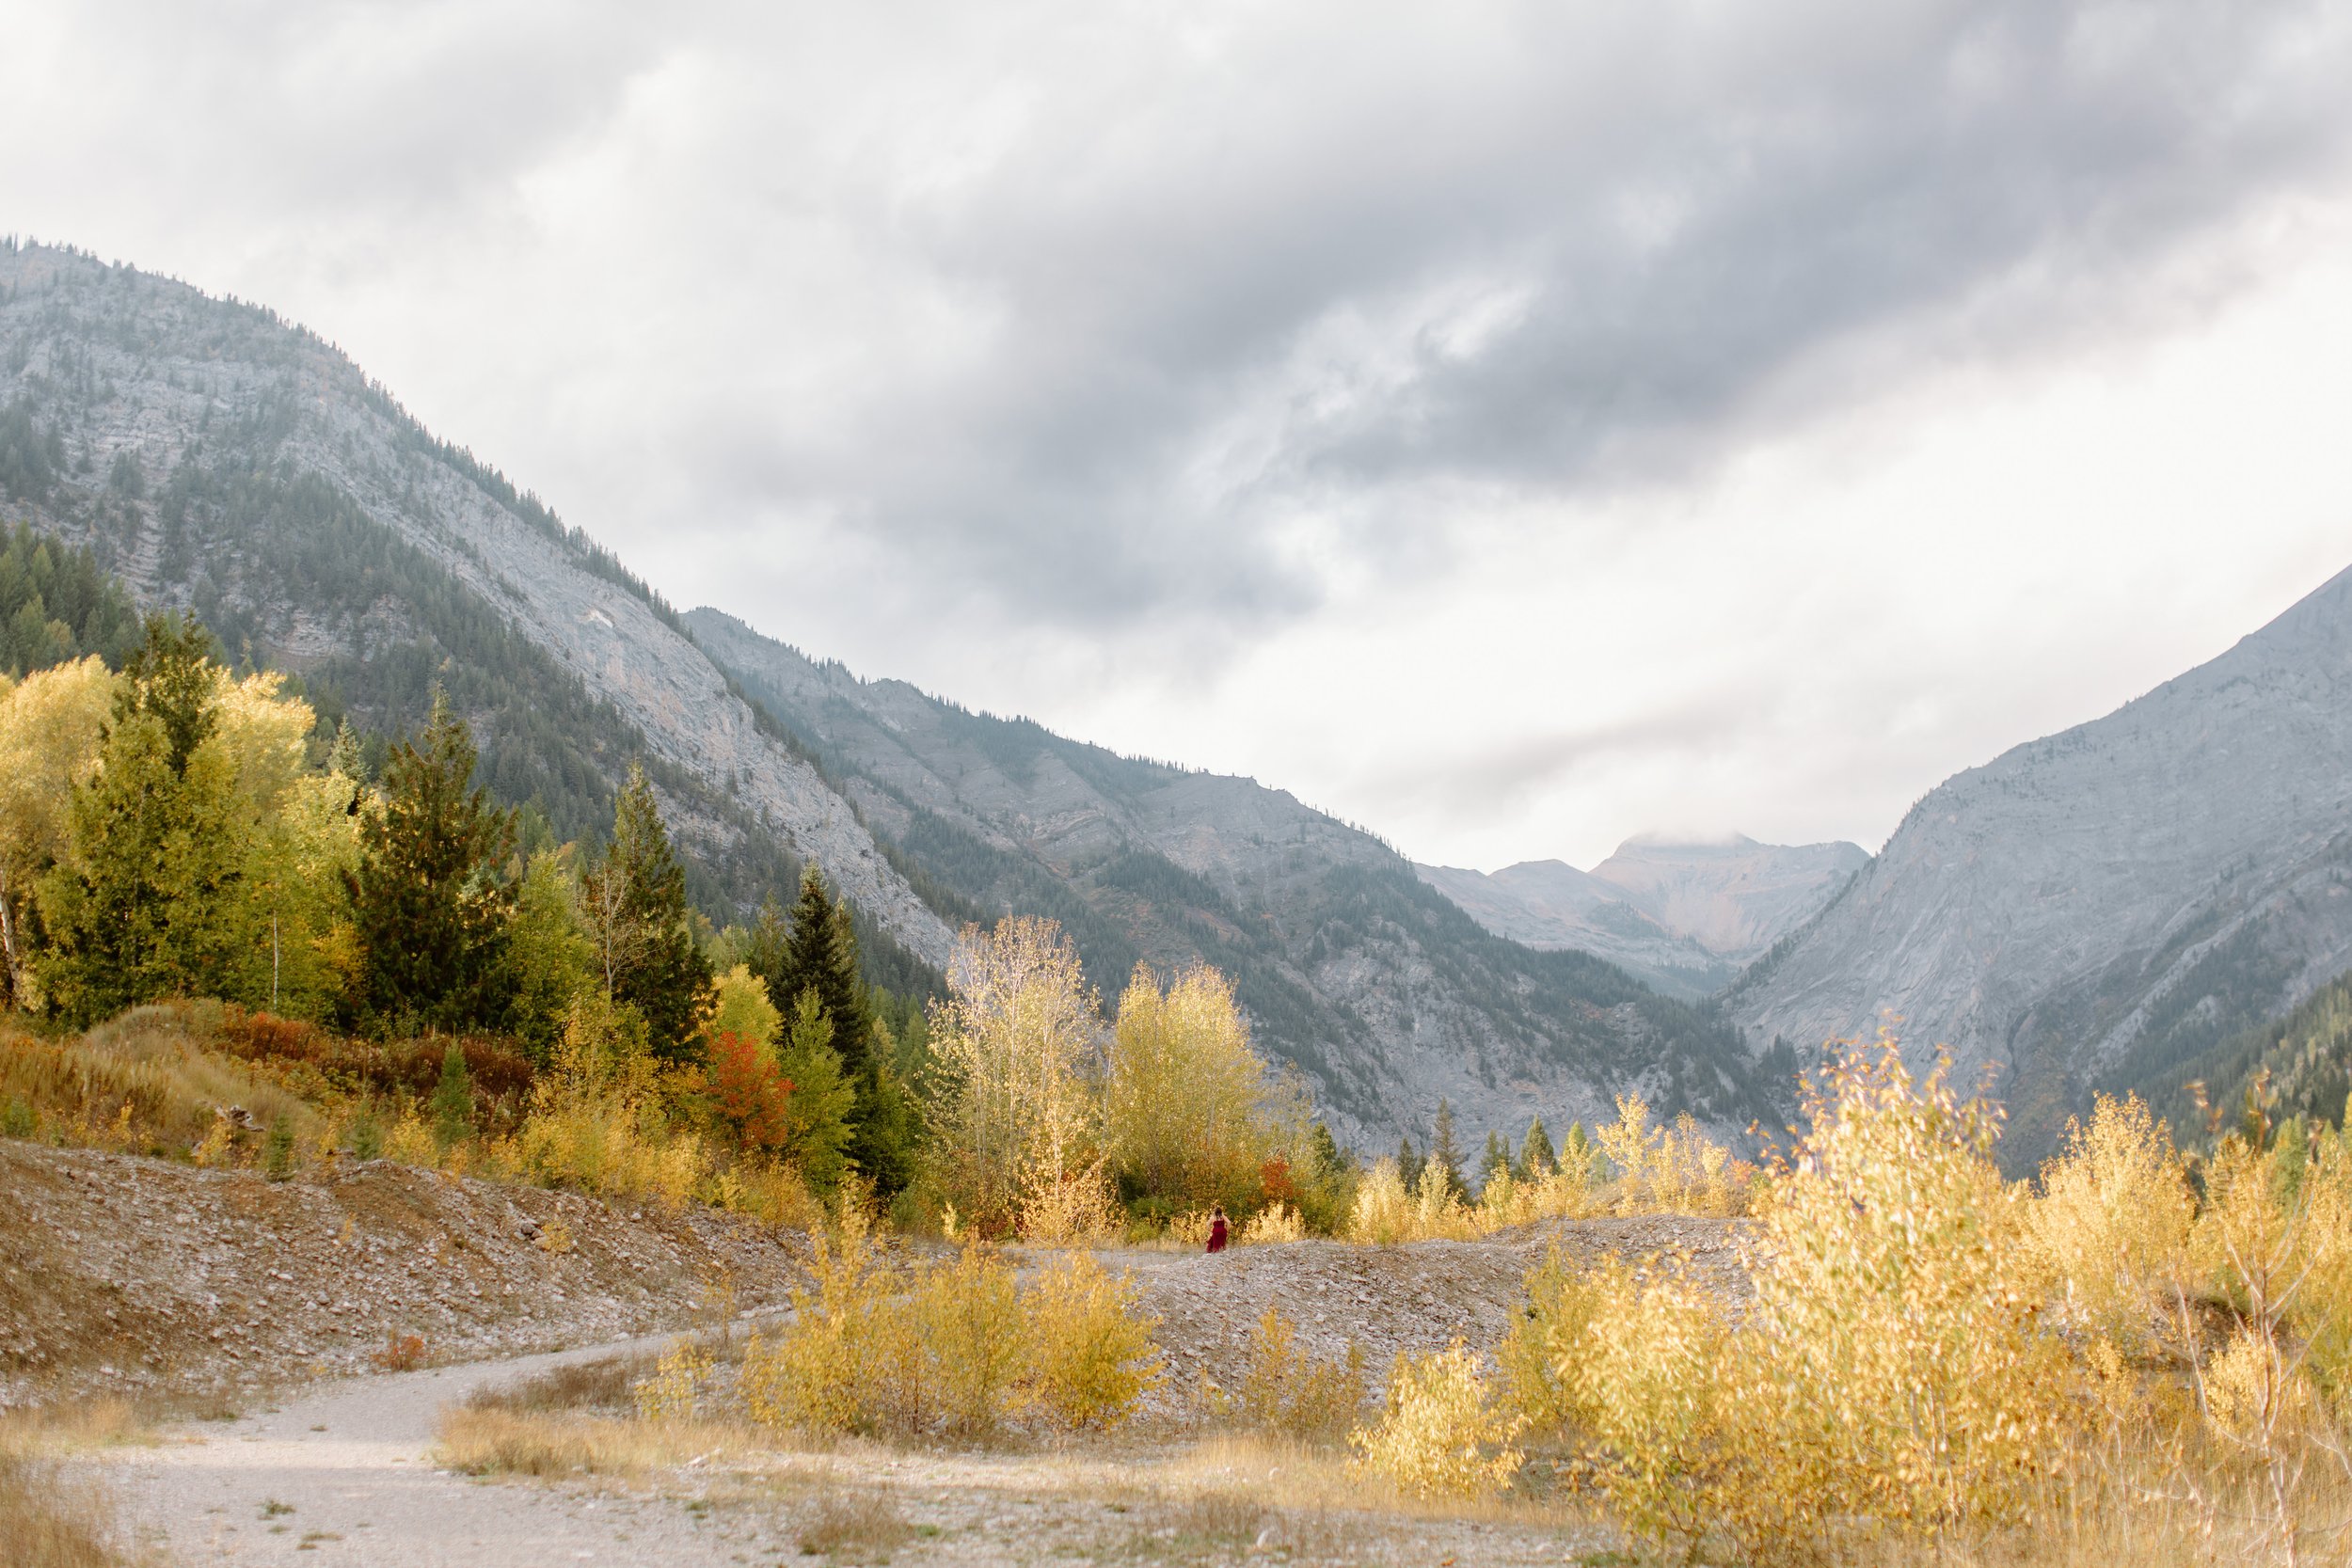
xmin=739 ymin=1198 xmax=1163 ymax=1439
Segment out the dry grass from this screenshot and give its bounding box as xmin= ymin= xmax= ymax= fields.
xmin=0 ymin=1399 xmax=157 ymax=1454
xmin=0 ymin=1442 xmax=124 ymax=1568
xmin=793 ymin=1469 xmax=912 ymax=1562
xmin=463 ymin=1352 xmax=660 ymax=1416
xmin=434 ymin=1406 xmax=744 ymax=1479
xmin=1163 ymin=1433 xmax=1579 ymax=1528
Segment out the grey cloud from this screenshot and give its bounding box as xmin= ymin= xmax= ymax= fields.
xmin=657 ymin=2 xmax=2352 ymax=632
xmin=10 ymin=2 xmax=2352 ymax=641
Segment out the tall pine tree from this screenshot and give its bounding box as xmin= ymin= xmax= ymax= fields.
xmin=347 ymin=689 xmax=516 ymax=1033
xmin=583 ymin=762 xmax=711 ymax=1062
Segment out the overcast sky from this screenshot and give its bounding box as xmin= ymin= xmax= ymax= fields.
xmin=8 ymin=1 xmax=2352 ymax=870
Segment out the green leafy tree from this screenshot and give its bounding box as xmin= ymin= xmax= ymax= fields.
xmin=346 ymin=689 xmax=516 ymax=1033
xmin=581 ymin=763 xmax=712 ymax=1062
xmin=33 ymin=620 xmax=251 ymax=1023
xmin=504 ymin=849 xmax=596 ymax=1063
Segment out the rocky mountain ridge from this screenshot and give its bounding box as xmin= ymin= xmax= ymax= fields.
xmin=1729 ymin=560 xmax=2352 ymax=1163
xmin=0 ymin=241 xmax=1779 ymax=1148
xmin=1417 ymin=835 xmax=1867 ymax=998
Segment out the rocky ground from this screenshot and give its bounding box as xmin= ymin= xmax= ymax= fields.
xmin=4 ymin=1139 xmax=1753 ymax=1563
xmin=0 ymin=1142 xmax=805 ymax=1410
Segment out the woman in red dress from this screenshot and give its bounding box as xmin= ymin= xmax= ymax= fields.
xmin=1206 ymin=1206 xmax=1230 ymax=1253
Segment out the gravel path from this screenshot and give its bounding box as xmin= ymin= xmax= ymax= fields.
xmin=91 ymin=1332 xmax=767 ymax=1567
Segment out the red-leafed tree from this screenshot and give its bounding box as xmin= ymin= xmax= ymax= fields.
xmin=703 ymin=1029 xmax=795 ymax=1151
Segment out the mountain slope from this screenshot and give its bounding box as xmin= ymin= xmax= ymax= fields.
xmin=688 ymin=607 xmax=1787 ymax=1144
xmin=0 ymin=239 xmax=1780 ymax=1148
xmin=1418 ymin=836 xmax=1867 ymax=998
xmin=1728 ymin=561 xmax=2352 ymax=1162
xmin=0 ymin=241 xmax=952 ymax=980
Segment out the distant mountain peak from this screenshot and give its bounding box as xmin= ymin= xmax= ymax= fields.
xmin=1419 ymin=834 xmax=1867 ymax=999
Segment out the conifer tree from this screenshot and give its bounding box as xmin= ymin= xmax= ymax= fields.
xmin=431 ymin=1041 xmax=475 ymax=1147
xmin=1397 ymin=1135 xmax=1424 ymax=1193
xmin=582 ymin=762 xmax=712 ymax=1062
xmin=1428 ymin=1099 xmax=1469 ymax=1203
xmin=347 ymin=689 xmax=516 ymax=1033
xmin=1477 ymin=1129 xmax=1514 ymax=1194
xmin=36 ymin=705 xmax=248 ymax=1022
xmin=114 ymin=612 xmax=218 ymax=770
xmin=34 ymin=616 xmax=249 ymax=1023
xmin=774 ymin=990 xmax=855 ymax=1190
xmin=1520 ymin=1114 xmax=1558 ymax=1180
xmin=764 ymin=865 xmax=873 ymax=1073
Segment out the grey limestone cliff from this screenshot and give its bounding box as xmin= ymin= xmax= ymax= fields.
xmin=1728 ymin=561 xmax=2352 ymax=1162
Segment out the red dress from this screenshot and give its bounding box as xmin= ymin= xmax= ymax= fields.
xmin=1206 ymin=1216 xmax=1229 ymax=1253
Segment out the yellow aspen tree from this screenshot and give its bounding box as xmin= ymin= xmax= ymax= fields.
xmin=925 ymin=916 xmax=1103 ymax=1234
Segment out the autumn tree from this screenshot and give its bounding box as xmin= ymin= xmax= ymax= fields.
xmin=346 ymin=689 xmax=516 ymax=1032
xmin=0 ymin=656 xmax=112 ymax=1006
xmin=1104 ymin=962 xmax=1298 ymax=1214
xmin=926 ymin=915 xmax=1103 ymax=1235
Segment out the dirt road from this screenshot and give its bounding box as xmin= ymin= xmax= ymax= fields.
xmin=91 ymin=1332 xmax=779 ymax=1566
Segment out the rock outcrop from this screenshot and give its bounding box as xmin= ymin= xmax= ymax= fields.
xmin=1728 ymin=560 xmax=2352 ymax=1162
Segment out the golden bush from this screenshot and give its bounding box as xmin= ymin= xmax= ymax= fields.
xmin=1349 ymin=1340 xmax=1525 ymax=1500
xmin=630 ymin=1338 xmax=713 ymax=1423
xmin=1226 ymin=1305 xmax=1366 ymax=1443
xmin=1531 ymin=1037 xmax=2090 ymax=1559
xmin=1025 ymin=1253 xmax=1163 ymax=1428
xmin=2029 ymin=1093 xmax=2194 ymax=1355
xmin=1239 ymin=1202 xmax=1305 ymax=1245
xmin=914 ymin=1242 xmax=1031 ymax=1434
xmin=1345 ymin=1158 xmax=1412 ymax=1244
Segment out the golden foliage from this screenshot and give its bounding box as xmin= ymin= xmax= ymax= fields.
xmin=1524 ymin=1037 xmax=2093 ymax=1560
xmin=1349 ymin=1341 xmax=1525 ymax=1500
xmin=925 ymin=916 xmax=1102 ymax=1236
xmin=1223 ymin=1306 xmax=1367 ymax=1443
xmin=630 ymin=1338 xmax=714 ymax=1423
xmin=1025 ymin=1252 xmax=1164 ymax=1428
xmin=741 ymin=1197 xmax=1161 ymax=1439
xmin=2030 ymin=1093 xmax=2195 ymax=1355
xmin=1105 ymin=963 xmax=1302 ymax=1213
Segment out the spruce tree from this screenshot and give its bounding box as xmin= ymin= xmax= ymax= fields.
xmin=1428 ymin=1100 xmax=1469 ymax=1203
xmin=1396 ymin=1135 xmax=1424 ymax=1193
xmin=1477 ymin=1129 xmax=1513 ymax=1194
xmin=35 ymin=617 xmax=247 ymax=1023
xmin=765 ymin=866 xmax=873 ymax=1073
xmin=431 ymin=1041 xmax=475 ymax=1147
xmin=35 ymin=706 xmax=248 ymax=1023
xmin=347 ymin=689 xmax=516 ymax=1033
xmin=113 ymin=612 xmax=217 ymax=769
xmin=583 ymin=763 xmax=712 ymax=1063
xmin=1520 ymin=1115 xmax=1558 ymax=1180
